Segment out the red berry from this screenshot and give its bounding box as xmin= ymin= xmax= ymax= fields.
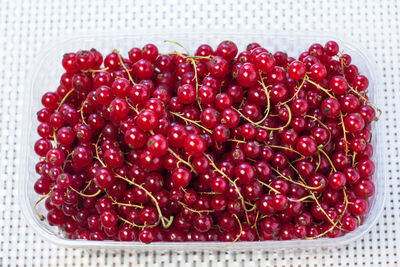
xmin=288 ymin=61 xmax=306 ymax=80
xmin=236 ymin=63 xmax=258 ymax=87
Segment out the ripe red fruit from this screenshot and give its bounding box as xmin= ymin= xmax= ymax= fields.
xmin=147 ymin=134 xmax=168 ymax=157
xmin=324 ymin=41 xmax=339 ymax=56
xmin=329 ymin=76 xmax=348 ymax=95
xmin=171 ymin=167 xmax=192 ymax=188
xmin=296 ymin=136 xmax=317 ymax=156
xmin=34 ymin=40 xmax=378 ymax=242
xmin=236 ymin=63 xmax=258 ymax=87
xmin=94 ymin=168 xmax=115 ymax=189
xmin=309 ymin=63 xmax=327 ymax=81
xmin=133 ymin=59 xmax=153 ymax=79
xmin=344 ymin=113 xmax=365 ymax=133
xmin=328 ymin=171 xmax=347 ymax=190
xmin=184 ymin=134 xmax=206 ymax=157
xmin=288 ymin=61 xmax=306 ymax=80
xmin=216 ymin=40 xmax=238 ymax=61
xmin=353 ymin=75 xmax=369 ymax=91
xmin=255 ymin=52 xmax=276 ymax=72
xmin=206 ymin=56 xmax=229 ymax=78
xmin=321 ymin=97 xmax=341 ymax=118
xmin=136 ymin=109 xmax=158 ymax=131
xmin=235 ymin=162 xmax=256 ymax=185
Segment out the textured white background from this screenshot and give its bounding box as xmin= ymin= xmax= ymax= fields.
xmin=0 ymin=0 xmax=399 ymax=266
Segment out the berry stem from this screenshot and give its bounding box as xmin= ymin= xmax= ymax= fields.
xmin=272 ymin=167 xmax=324 ymax=190
xmin=314 ymin=151 xmax=321 ymax=173
xmin=118 ymin=215 xmax=157 ymax=229
xmin=115 ymin=173 xmax=173 ymax=229
xmin=188 ymin=57 xmax=203 ymax=112
xmin=167 ymin=148 xmax=197 ymax=174
xmin=339 ymin=112 xmax=349 ymax=156
xmin=203 ymin=154 xmax=251 ymax=223
xmin=254 ymin=73 xmax=271 ymax=125
xmin=126 ymin=98 xmax=139 ymax=114
xmin=56 ymin=89 xmax=75 ymax=112
xmin=177 ymin=201 xmax=213 ymax=214
xmin=317 ymin=147 xmax=337 ymax=172
xmin=164 ymin=40 xmax=191 ymax=56
xmin=232 ymin=214 xmax=243 ymax=244
xmin=305 ymin=78 xmax=335 ymax=98
xmin=110 ymin=195 xmax=144 ymax=209
xmin=289 ymin=195 xmax=314 ymax=202
xmin=170 ymin=111 xmax=212 ymax=133
xmin=79 ymin=98 xmax=88 ymax=125
xmin=233 ymin=103 xmax=292 ymax=131
xmin=352 ymin=151 xmax=357 ymax=167
xmin=34 ymin=193 xmax=50 ymax=221
xmin=94 ymin=134 xmax=106 ymax=167
xmin=69 ymin=186 xmax=102 ymax=198
xmin=303 ymin=114 xmax=332 ymax=145
xmin=81 ymin=180 xmax=93 ymax=192
xmin=256 ymin=179 xmax=280 ymax=194
xmin=83 ymin=67 xmax=109 ymax=74
xmin=269 ymin=145 xmax=303 ymax=157
xmin=280 ymin=75 xmax=307 ymax=105
xmin=113 ymin=49 xmax=136 ymax=85
xmin=349 ymin=88 xmax=382 ymax=121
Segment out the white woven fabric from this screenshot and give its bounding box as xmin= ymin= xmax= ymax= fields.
xmin=0 ymin=0 xmax=399 ymax=266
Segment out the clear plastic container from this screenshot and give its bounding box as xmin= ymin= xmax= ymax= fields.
xmin=19 ymin=31 xmax=385 ymax=251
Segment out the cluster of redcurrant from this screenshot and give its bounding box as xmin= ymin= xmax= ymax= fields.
xmin=33 ymin=40 xmax=379 ymax=243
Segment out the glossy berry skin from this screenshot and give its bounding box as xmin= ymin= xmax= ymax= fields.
xmin=46 ymin=148 xmax=65 ymax=167
xmin=193 ymin=213 xmax=213 ymax=232
xmin=216 ymin=40 xmax=238 ymax=61
xmin=171 ymin=167 xmax=192 ymax=188
xmin=124 ymin=127 xmax=147 ymax=149
xmin=353 ymin=75 xmax=369 ymax=91
xmin=139 ymin=229 xmax=155 ymax=243
xmin=142 ymin=44 xmax=159 ymax=62
xmin=236 ymin=63 xmax=258 ymax=87
xmin=255 ymin=52 xmax=276 ymax=73
xmin=103 ymin=148 xmax=124 ymax=169
xmin=207 ymin=56 xmax=229 ymax=78
xmin=288 ymin=61 xmax=306 ymax=80
xmin=290 ymin=98 xmax=309 ymax=115
xmin=76 ymin=50 xmax=95 ymax=70
xmin=34 ymin=139 xmax=53 ymax=157
xmin=321 ymin=97 xmax=340 ymax=118
xmin=147 ymin=134 xmax=168 ymax=157
xmin=353 ymin=179 xmax=375 ymax=198
xmin=357 ymin=158 xmax=375 ymax=178
xmin=112 ymin=78 xmax=132 ymax=98
xmin=95 ymin=168 xmax=115 ymax=189
xmin=349 ymin=198 xmax=369 ymax=216
xmin=47 ymin=208 xmax=65 ymax=226
xmin=133 ymin=59 xmax=153 ymax=79
xmin=309 ymin=63 xmax=327 ymax=81
xmin=213 ymin=124 xmax=230 ymax=143
xmin=62 ymin=53 xmax=80 ymax=73
xmin=325 ymin=41 xmax=339 ymax=56
xmin=108 ymin=98 xmax=129 ymax=122
xmin=329 ymin=76 xmax=348 ymax=95
xmin=235 ymin=162 xmax=255 ymax=185
xmin=100 ymin=210 xmax=118 ymax=228
xmin=34 ymin=40 xmax=379 ymax=243
xmin=344 ymin=113 xmax=365 ymax=133
xmin=328 ymin=172 xmax=347 ymax=190
xmin=184 ymin=134 xmax=206 ymax=157
xmin=296 ymin=136 xmax=317 ymax=156
xmin=136 ymin=110 xmax=158 ymax=131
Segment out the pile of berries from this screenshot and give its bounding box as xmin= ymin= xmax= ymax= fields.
xmin=33 ymin=40 xmax=379 ymax=243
